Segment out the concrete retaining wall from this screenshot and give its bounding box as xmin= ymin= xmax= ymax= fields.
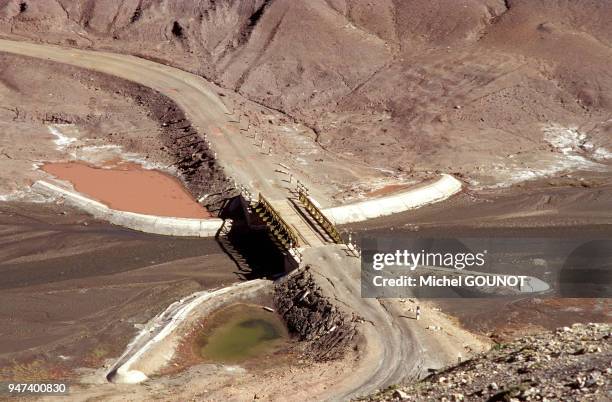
xmin=32 ymin=180 xmax=224 ymax=237
xmin=108 ymin=279 xmax=272 ymax=384
xmin=323 ymin=174 xmax=463 ymax=224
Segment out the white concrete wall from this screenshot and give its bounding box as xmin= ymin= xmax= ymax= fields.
xmin=32 ymin=180 xmax=223 ymax=237
xmin=323 ymin=174 xmax=463 ymax=224
xmin=108 ymin=279 xmax=271 ymax=384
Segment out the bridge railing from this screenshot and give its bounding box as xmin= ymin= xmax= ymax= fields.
xmin=256 ymin=193 xmax=300 ymax=249
xmin=297 ymin=187 xmax=343 ymax=244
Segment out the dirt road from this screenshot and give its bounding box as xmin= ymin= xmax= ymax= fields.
xmin=298 ymin=245 xmax=486 ymax=400
xmin=301 ymin=246 xmax=423 ymax=399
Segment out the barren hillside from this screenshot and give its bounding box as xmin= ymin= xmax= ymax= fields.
xmin=1 ymin=0 xmax=611 ymax=189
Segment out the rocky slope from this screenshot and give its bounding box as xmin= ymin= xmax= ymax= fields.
xmin=98 ymin=74 xmax=238 ymax=213
xmin=362 ymin=323 xmax=611 ymax=402
xmin=275 ymin=267 xmax=359 ymax=361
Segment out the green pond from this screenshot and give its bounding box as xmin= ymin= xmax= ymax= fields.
xmin=197 ymin=304 xmax=288 ymax=363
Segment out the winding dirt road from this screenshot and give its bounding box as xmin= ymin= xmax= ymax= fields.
xmin=0 ymin=39 xmax=454 ymax=400
xmin=301 ymin=245 xmax=429 ymax=400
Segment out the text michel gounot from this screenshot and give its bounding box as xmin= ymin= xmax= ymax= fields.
xmin=371 ymin=274 xmax=530 ymax=288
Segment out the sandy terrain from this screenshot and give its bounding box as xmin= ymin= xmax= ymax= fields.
xmin=0 ymin=201 xmax=240 ymax=382
xmin=350 ymin=173 xmax=612 ymax=232
xmin=435 ymin=297 xmax=611 ymax=342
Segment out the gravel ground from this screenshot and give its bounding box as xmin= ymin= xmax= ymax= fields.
xmin=364 ymin=323 xmax=611 ymax=402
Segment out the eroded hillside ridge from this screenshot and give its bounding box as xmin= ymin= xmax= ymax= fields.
xmin=275 ymin=268 xmax=359 ymax=361
xmin=363 ymin=323 xmax=611 ymax=402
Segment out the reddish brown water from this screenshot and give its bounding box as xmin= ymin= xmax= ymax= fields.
xmin=42 ymin=162 xmax=211 ymax=219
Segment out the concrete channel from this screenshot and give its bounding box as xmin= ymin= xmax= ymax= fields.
xmin=32 ymin=180 xmax=224 ymax=237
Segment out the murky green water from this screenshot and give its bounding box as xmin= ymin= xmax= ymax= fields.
xmin=197 ymin=304 xmax=288 ymax=363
